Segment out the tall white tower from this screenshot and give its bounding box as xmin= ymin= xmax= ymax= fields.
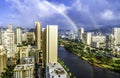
xmin=35 ymin=22 xmax=41 ymax=50
xmin=78 ymin=28 xmax=84 ymax=40
xmin=16 ymin=27 xmax=22 ymax=45
xmin=112 ymin=28 xmax=120 ymax=46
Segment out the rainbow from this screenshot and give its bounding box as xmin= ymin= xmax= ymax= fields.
xmin=46 ymin=2 xmax=99 ymax=32
xmin=46 ymin=2 xmax=78 ymax=31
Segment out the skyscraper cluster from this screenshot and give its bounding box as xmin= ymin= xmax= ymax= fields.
xmin=36 ymin=23 xmax=67 ymax=78
xmin=0 ymin=21 xmax=67 ymax=78
xmin=59 ymin=27 xmax=120 ymax=50
xmin=78 ymin=27 xmax=120 ymax=51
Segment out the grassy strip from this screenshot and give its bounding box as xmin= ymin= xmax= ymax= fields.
xmin=59 ymin=39 xmax=120 ymax=74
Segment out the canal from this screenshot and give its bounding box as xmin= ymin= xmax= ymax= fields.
xmin=58 ymin=46 xmax=120 ymax=78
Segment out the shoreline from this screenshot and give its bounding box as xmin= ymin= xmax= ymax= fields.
xmin=60 ymin=45 xmax=120 ymax=76
xmin=74 ymin=51 xmax=120 ymax=76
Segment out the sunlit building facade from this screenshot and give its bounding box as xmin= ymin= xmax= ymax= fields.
xmin=112 ymin=28 xmax=120 ymax=46
xmin=78 ymin=28 xmax=84 ymax=40
xmin=91 ymin=35 xmax=106 ymax=48
xmin=1 ymin=24 xmax=15 ymax=58
xmin=83 ymin=32 xmax=92 ymax=45
xmin=46 ymin=25 xmax=58 ymax=64
xmin=35 ymin=22 xmax=41 ymax=50
xmin=26 ymin=32 xmax=35 ymax=45
xmin=16 ymin=27 xmax=22 ymax=45
xmin=0 ymin=45 xmax=7 ymax=76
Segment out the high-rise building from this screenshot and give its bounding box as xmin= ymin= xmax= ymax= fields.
xmin=1 ymin=24 xmax=15 ymax=58
xmin=35 ymin=22 xmax=41 ymax=50
xmin=112 ymin=28 xmax=120 ymax=46
xmin=22 ymin=33 xmax=27 ymax=42
xmin=0 ymin=45 xmax=7 ymax=76
xmin=91 ymin=35 xmax=106 ymax=48
xmin=26 ymin=32 xmax=35 ymax=45
xmin=106 ymin=34 xmax=114 ymax=48
xmin=8 ymin=24 xmax=13 ymax=30
xmin=19 ymin=46 xmax=29 ymax=63
xmin=16 ymin=27 xmax=22 ymax=45
xmin=0 ymin=28 xmax=2 ymax=45
xmin=83 ymin=32 xmax=92 ymax=45
xmin=78 ymin=28 xmax=84 ymax=40
xmin=42 ymin=28 xmax=46 ymax=68
xmin=92 ymin=35 xmax=106 ymax=43
xmin=46 ymin=25 xmax=58 ymax=63
xmin=70 ymin=33 xmax=76 ymax=40
xmin=44 ymin=26 xmax=67 ymax=78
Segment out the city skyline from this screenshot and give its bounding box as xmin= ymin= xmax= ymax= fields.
xmin=0 ymin=22 xmax=120 ymax=78
xmin=1 ymin=0 xmax=120 ymax=78
xmin=1 ymin=0 xmax=120 ymax=31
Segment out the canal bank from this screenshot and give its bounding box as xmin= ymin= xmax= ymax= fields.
xmin=58 ymin=46 xmax=120 ymax=78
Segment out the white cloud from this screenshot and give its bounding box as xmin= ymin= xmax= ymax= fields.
xmin=57 ymin=4 xmax=70 ymax=13
xmin=101 ymin=10 xmax=115 ymax=20
xmin=72 ymin=0 xmax=89 ymax=12
xmin=5 ymin=0 xmax=70 ymax=27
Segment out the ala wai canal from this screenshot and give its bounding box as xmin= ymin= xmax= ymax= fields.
xmin=58 ymin=46 xmax=120 ymax=78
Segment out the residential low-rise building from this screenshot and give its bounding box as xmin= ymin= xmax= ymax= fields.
xmin=13 ymin=64 xmax=34 ymax=78
xmin=22 ymin=57 xmax=35 ymax=64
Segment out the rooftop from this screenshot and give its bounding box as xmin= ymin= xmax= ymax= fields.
xmin=47 ymin=63 xmax=67 ymax=76
xmin=14 ymin=64 xmax=34 ymax=71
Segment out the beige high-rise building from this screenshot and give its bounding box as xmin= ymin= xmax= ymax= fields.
xmin=19 ymin=46 xmax=29 ymax=63
xmin=0 ymin=45 xmax=7 ymax=76
xmin=16 ymin=27 xmax=22 ymax=45
xmin=1 ymin=24 xmax=15 ymax=58
xmin=78 ymin=28 xmax=84 ymax=40
xmin=83 ymin=32 xmax=92 ymax=45
xmin=46 ymin=25 xmax=58 ymax=63
xmin=112 ymin=28 xmax=120 ymax=46
xmin=106 ymin=34 xmax=114 ymax=48
xmin=42 ymin=28 xmax=46 ymax=67
xmin=22 ymin=33 xmax=27 ymax=42
xmin=35 ymin=22 xmax=41 ymax=50
xmin=26 ymin=32 xmax=35 ymax=45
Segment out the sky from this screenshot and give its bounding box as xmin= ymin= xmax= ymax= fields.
xmin=0 ymin=0 xmax=120 ymax=31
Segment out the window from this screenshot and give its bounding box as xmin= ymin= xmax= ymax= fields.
xmin=58 ymin=75 xmax=60 ymax=77
xmin=52 ymin=76 xmax=54 ymax=78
